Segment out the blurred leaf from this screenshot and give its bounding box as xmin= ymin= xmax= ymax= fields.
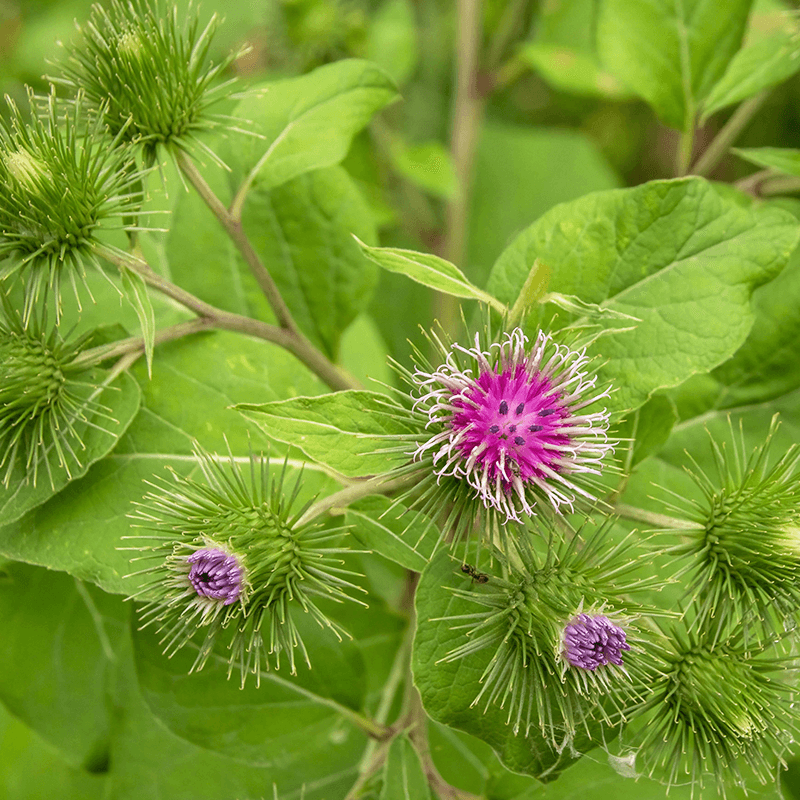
xmin=0 ymin=564 xmax=118 ymax=770
xmin=467 ymin=122 xmax=620 ymax=286
xmin=227 ymin=59 xmax=398 ymax=200
xmin=597 ymin=0 xmax=753 ymax=129
xmin=0 ymin=369 xmax=141 ymax=527
xmin=355 ymin=239 xmax=506 ymax=312
xmin=237 ymin=390 xmax=413 ymax=478
xmin=703 ymin=24 xmax=800 ymax=119
xmin=486 ymin=178 xmax=799 ymax=413
xmin=0 ymin=331 xmax=332 ymax=594
xmin=346 ymin=495 xmax=438 ymax=572
xmin=339 ymin=313 xmax=395 ymax=392
xmin=388 ymin=138 xmax=457 ymax=199
xmin=380 ymin=734 xmax=431 ymax=800
xmin=615 ymin=394 xmax=678 ymax=469
xmin=366 ymin=0 xmax=418 ymax=86
xmin=0 ymin=702 xmax=107 ymax=800
xmin=519 ymin=43 xmax=629 ymax=98
xmin=733 ymin=146 xmax=800 ymax=177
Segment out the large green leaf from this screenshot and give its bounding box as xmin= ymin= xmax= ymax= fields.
xmin=0 ymin=564 xmax=118 ymax=770
xmin=237 ymin=390 xmax=414 ymax=478
xmin=0 ymin=369 xmax=141 ymax=527
xmin=703 ymin=25 xmax=800 ymax=118
xmin=0 ymin=703 xmax=107 ymax=800
xmin=167 ymin=165 xmax=379 ymax=358
xmin=132 ymin=614 xmax=367 ymax=766
xmin=486 ymin=178 xmax=799 ymax=413
xmin=412 ymin=548 xmax=587 ymax=780
xmin=0 ymin=331 xmax=335 ymax=594
xmin=597 ymin=0 xmax=753 ymax=130
xmin=366 ymin=0 xmax=418 ymax=86
xmin=227 ymin=59 xmax=398 ymax=201
xmin=733 ymin=147 xmax=800 ymax=178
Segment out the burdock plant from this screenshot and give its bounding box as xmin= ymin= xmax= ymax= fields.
xmin=51 ymin=0 xmax=244 ymax=165
xmin=125 ymin=443 xmax=366 ymax=683
xmin=0 ymin=89 xmax=145 ymax=320
xmin=391 ymin=327 xmax=616 ymax=540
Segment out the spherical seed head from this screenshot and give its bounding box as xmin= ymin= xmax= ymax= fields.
xmin=413 ymin=328 xmax=614 ymax=522
xmin=52 ymin=0 xmax=243 ymax=163
xmin=0 ymin=90 xmax=144 ymax=320
xmin=187 ymin=548 xmax=243 ymax=605
xmin=563 ymin=613 xmax=630 ymax=670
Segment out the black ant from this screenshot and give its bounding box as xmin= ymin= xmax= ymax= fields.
xmin=460 ymin=563 xmax=489 ymax=584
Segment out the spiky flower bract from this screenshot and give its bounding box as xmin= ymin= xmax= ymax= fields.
xmin=665 ymin=415 xmax=800 ymax=635
xmin=439 ymin=517 xmax=662 ymax=744
xmin=0 ymin=89 xmax=144 ymax=320
xmin=396 ymin=327 xmax=614 ymax=537
xmin=126 ymin=444 xmax=365 ymax=684
xmin=0 ymin=302 xmax=111 ymax=488
xmin=628 ymin=621 xmax=800 ymax=795
xmin=52 ymin=0 xmax=243 ymax=165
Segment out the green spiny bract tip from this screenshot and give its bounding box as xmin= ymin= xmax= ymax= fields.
xmin=666 ymin=415 xmax=800 ymax=636
xmin=51 ymin=0 xmax=244 ymax=164
xmin=439 ymin=516 xmax=666 ymax=745
xmin=0 ymin=88 xmax=146 ymax=321
xmin=0 ymin=303 xmax=110 ymax=489
xmin=125 ymin=443 xmax=365 ymax=685
xmin=628 ymin=621 xmax=800 ymax=795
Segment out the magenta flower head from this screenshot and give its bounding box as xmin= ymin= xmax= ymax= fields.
xmin=187 ymin=548 xmax=243 ymax=606
xmin=411 ymin=327 xmax=614 ymax=523
xmin=563 ymin=613 xmax=630 ymax=671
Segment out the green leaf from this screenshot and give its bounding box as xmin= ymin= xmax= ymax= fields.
xmin=597 ymin=0 xmax=753 ymax=130
xmin=119 ymin=266 xmax=155 ymax=376
xmin=241 ymin=167 xmax=379 ymax=358
xmin=0 ymin=564 xmax=118 ymax=771
xmin=228 ymin=59 xmax=399 ymax=204
xmin=0 ymin=331 xmax=334 ymax=594
xmin=237 ymin=390 xmax=414 ymax=478
xmin=733 ymin=147 xmax=800 ymax=177
xmin=615 ymin=394 xmax=678 ymax=468
xmin=0 ymin=369 xmax=141 ymax=527
xmin=380 ymin=734 xmax=431 ymax=800
xmin=346 ymin=495 xmax=438 ymax=572
xmin=388 ymin=138 xmax=457 ymax=199
xmin=132 ymin=613 xmax=367 ymax=766
xmin=486 ymin=178 xmax=800 ymax=413
xmin=366 ymin=0 xmax=418 ymax=86
xmin=339 ymin=313 xmax=395 ymax=392
xmin=167 ymin=165 xmax=378 ymax=358
xmin=703 ymin=25 xmax=800 ymax=118
xmin=0 ymin=703 xmax=107 ymax=800
xmin=355 ymin=239 xmax=506 ymax=313
xmin=466 ymin=122 xmax=620 ymax=287
xmin=412 ymin=548 xmax=587 ymax=780
xmin=519 ymin=43 xmax=629 ymax=98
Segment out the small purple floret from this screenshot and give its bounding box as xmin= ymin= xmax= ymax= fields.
xmin=563 ymin=613 xmax=630 ymax=670
xmin=187 ymin=548 xmax=243 ymax=605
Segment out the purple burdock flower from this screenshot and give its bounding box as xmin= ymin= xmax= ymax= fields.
xmin=187 ymin=548 xmax=243 ymax=605
xmin=563 ymin=613 xmax=630 ymax=670
xmin=413 ymin=328 xmax=614 ymax=522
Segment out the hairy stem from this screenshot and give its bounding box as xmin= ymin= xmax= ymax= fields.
xmin=92 ymin=244 xmax=358 ymax=392
xmin=614 ymin=503 xmax=704 ymax=531
xmin=436 ymin=0 xmax=485 ymax=336
xmin=691 ymin=90 xmax=769 ymax=177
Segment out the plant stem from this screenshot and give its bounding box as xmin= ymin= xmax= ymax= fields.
xmin=92 ymin=243 xmax=358 ymax=392
xmin=436 ymin=0 xmax=485 ymax=337
xmin=614 ymin=503 xmax=704 ymax=531
xmin=675 ymin=127 xmax=695 ymax=177
xmin=691 ymin=90 xmax=769 ymax=177
xmin=296 ymin=472 xmax=419 ymax=527
xmin=758 ymin=175 xmax=800 ymax=196
xmin=74 ymin=318 xmax=214 ymax=368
